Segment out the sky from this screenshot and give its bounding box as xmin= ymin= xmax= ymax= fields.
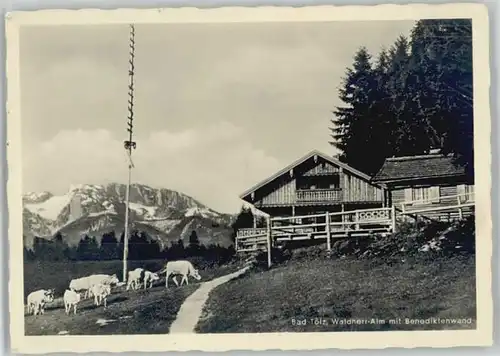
xmin=20 ymin=20 xmax=415 ymax=214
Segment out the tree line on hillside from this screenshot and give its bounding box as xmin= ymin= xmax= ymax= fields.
xmin=24 ymin=229 xmax=235 ymax=265
xmin=24 ymin=205 xmax=264 ymax=263
xmin=331 ymin=19 xmax=473 ymax=177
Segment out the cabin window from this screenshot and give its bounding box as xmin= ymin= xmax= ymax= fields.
xmin=405 ymin=186 xmax=440 ymax=204
xmin=329 ymin=175 xmax=340 ymax=188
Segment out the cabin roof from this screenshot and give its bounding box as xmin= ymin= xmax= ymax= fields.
xmin=239 ymin=149 xmax=372 ymax=200
xmin=372 ymin=154 xmax=466 ymax=183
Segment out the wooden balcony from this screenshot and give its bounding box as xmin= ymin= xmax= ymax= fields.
xmin=296 ymin=188 xmax=342 ymax=203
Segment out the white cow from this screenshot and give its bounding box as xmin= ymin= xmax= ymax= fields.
xmin=143 ymin=271 xmax=159 ymax=289
xmin=90 ymin=283 xmax=111 ymax=308
xmin=158 ymin=260 xmax=202 ymax=288
xmin=69 ymin=274 xmax=119 ymax=298
xmin=26 ymin=289 xmax=55 ymax=316
xmin=63 ymin=289 xmax=81 ymax=315
xmin=126 ymin=268 xmax=144 ymax=291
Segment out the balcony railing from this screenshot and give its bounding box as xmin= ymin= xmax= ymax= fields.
xmin=296 ymin=188 xmax=342 ymax=203
xmin=236 ymin=228 xmax=267 ymax=237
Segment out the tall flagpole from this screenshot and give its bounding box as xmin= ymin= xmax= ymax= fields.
xmin=123 ymin=24 xmax=136 ymax=283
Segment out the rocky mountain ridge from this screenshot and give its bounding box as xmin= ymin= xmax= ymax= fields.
xmin=23 ymin=183 xmax=237 ymax=248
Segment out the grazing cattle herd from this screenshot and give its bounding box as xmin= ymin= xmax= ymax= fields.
xmin=126 ymin=268 xmax=160 ymax=291
xmin=25 ymin=260 xmax=203 ymax=317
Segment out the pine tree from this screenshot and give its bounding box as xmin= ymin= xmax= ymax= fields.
xmin=176 ymin=239 xmax=186 ymax=259
xmin=117 ymin=232 xmax=125 ymax=260
xmin=188 ymin=230 xmax=201 ymax=256
xmin=76 ymin=235 xmax=91 ymax=260
xmin=100 ymin=231 xmax=119 ymax=260
xmin=230 ymin=205 xmax=256 ymax=243
xmin=147 ymin=237 xmax=161 ymax=260
xmin=52 ymin=232 xmax=69 ymax=261
xmin=330 ymin=21 xmax=473 ymax=177
xmin=76 ymin=235 xmax=100 ymax=260
xmin=330 ymin=47 xmax=384 ymax=175
xmin=89 ymin=237 xmax=100 ymax=260
xmin=409 ymin=19 xmax=473 ymax=176
xmin=366 ymin=48 xmax=397 ymax=168
xmin=128 ymin=230 xmax=143 ymax=260
xmin=188 ymin=230 xmax=200 ymax=247
xmin=385 ymin=35 xmax=434 ymax=156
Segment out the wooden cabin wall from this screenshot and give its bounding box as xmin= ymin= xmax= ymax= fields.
xmin=251 ymin=157 xmax=385 ymax=207
xmin=302 ymin=160 xmax=340 ymax=176
xmin=391 ymin=183 xmax=474 ymax=207
xmin=342 ymin=173 xmax=383 ymax=202
xmin=256 ymin=176 xmax=296 ymax=205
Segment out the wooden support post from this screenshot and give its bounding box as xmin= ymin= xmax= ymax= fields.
xmin=355 ymin=211 xmax=360 ymax=230
xmin=391 ymin=204 xmax=396 ymax=233
xmin=341 ymin=204 xmax=345 ymax=229
xmin=457 ymin=195 xmax=463 ymax=220
xmin=266 ymin=216 xmax=272 ymax=268
xmin=326 ymin=212 xmax=331 ymax=251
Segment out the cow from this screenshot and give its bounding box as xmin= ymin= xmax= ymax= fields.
xmin=26 ymin=289 xmax=55 ymax=316
xmin=143 ymin=271 xmax=159 ymax=289
xmin=126 ymin=268 xmax=145 ymax=291
xmin=158 ymin=260 xmax=202 ymax=288
xmin=69 ymin=274 xmax=119 ymax=298
xmin=63 ymin=289 xmax=81 ymax=315
xmin=90 ymin=283 xmax=111 ymax=308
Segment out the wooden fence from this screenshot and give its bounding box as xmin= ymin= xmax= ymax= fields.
xmin=236 ymin=206 xmax=396 ymax=265
xmin=236 ymin=192 xmax=476 ymax=267
xmin=398 ymin=192 xmax=475 ymax=221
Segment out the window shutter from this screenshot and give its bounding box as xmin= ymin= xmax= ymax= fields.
xmin=404 ymin=188 xmax=412 ymax=203
xmin=468 ymin=185 xmax=474 ymax=201
xmin=457 ymin=184 xmax=466 ymax=203
xmin=430 ymin=186 xmax=440 ymax=203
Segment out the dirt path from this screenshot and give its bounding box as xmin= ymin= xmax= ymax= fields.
xmin=169 ymin=266 xmax=250 ymax=333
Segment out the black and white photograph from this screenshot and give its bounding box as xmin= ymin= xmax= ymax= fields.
xmin=6 ymin=4 xmax=492 ymax=353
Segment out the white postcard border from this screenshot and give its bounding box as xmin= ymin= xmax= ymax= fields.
xmin=6 ymin=4 xmax=492 ymax=353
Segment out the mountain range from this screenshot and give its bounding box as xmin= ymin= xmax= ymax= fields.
xmin=23 ymin=183 xmax=241 ymax=249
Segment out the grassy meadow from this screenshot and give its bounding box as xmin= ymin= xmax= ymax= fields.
xmin=25 ymin=282 xmax=199 ymax=335
xmin=23 ymin=258 xmax=246 ymax=335
xmin=23 ymin=217 xmax=477 ymax=335
xmin=195 ymin=254 xmax=476 ymax=333
xmin=23 ymin=258 xmax=241 ymax=299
